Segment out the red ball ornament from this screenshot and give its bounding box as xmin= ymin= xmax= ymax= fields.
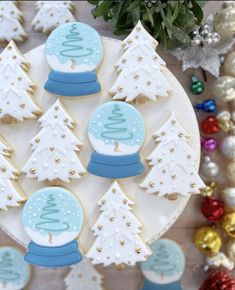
xmin=201 ymin=116 xmax=220 ymax=134
xmin=201 ymin=197 xmax=225 ymax=222
xmin=200 ymin=270 xmax=235 ymax=290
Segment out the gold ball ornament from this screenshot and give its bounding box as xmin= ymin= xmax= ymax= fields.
xmin=226 ymin=162 xmax=235 ymax=185
xmin=214 ymin=4 xmax=235 ymax=38
xmin=227 ymin=239 xmax=235 ymax=260
xmin=194 ymin=227 xmax=222 ymax=256
xmin=222 ymin=213 xmax=235 ymax=238
xmin=212 ymin=76 xmax=235 ymax=102
xmin=224 ymin=51 xmax=235 ymax=77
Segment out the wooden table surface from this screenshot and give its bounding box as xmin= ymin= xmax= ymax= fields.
xmin=0 ymin=1 xmax=226 ymax=290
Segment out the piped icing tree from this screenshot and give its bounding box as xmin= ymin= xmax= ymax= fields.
xmin=0 ymin=41 xmax=40 ymax=122
xmin=64 ymin=258 xmax=103 ymax=290
xmin=22 ymin=99 xmax=86 ymax=183
xmin=31 ymin=1 xmax=76 ymax=34
xmin=109 ymin=21 xmax=171 ymax=103
xmin=140 ymin=113 xmax=205 ymax=198
xmin=0 ymin=138 xmax=25 ymax=210
xmin=86 ymin=181 xmax=151 ymax=266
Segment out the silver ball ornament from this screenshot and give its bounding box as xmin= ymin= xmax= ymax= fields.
xmin=220 ymin=136 xmax=235 ymax=160
xmin=212 ymin=76 xmax=235 ymax=102
xmin=222 ymin=187 xmax=235 ymax=209
xmin=224 ymin=51 xmax=235 ymax=77
xmin=217 ymin=110 xmax=231 ymax=121
xmin=201 ymin=156 xmax=219 ymax=178
xmin=202 ymin=32 xmax=214 ymax=46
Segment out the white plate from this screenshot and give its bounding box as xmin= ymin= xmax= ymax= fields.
xmin=0 ymin=37 xmax=200 ymax=251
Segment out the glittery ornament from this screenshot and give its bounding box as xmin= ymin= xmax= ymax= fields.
xmin=227 ymin=239 xmax=235 ymax=261
xmin=200 ymin=182 xmax=217 ymax=197
xmin=199 ymin=270 xmax=235 ymax=290
xmin=191 ymin=75 xmax=205 ymax=95
xmin=201 ymin=137 xmax=218 ymax=152
xmin=212 ymin=76 xmax=235 ymax=102
xmin=201 ymin=116 xmax=220 ymax=134
xmin=214 ymin=3 xmax=235 ymax=38
xmin=220 ymin=135 xmax=235 ymax=160
xmin=201 ymin=156 xmax=219 ymax=178
xmin=222 ymin=187 xmax=235 ymax=209
xmin=222 ymin=213 xmax=235 ymax=238
xmin=201 ymin=197 xmax=224 ymax=222
xmin=224 ymin=51 xmax=235 ymax=77
xmin=195 ymin=99 xmax=217 ymax=113
xmin=217 ymin=110 xmax=234 ymax=132
xmin=206 ymin=252 xmax=234 ymax=271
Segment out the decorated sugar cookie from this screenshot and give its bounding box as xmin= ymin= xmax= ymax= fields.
xmin=0 ymin=247 xmax=31 ymax=290
xmin=87 ymin=101 xmax=145 ymax=178
xmin=86 ymin=181 xmax=151 ymax=266
xmin=140 ymin=113 xmax=205 ymax=199
xmin=22 ymin=99 xmax=86 ymax=183
xmin=64 ymin=258 xmax=104 ymax=290
xmin=22 ymin=187 xmax=84 ymax=268
xmin=44 ymin=22 xmax=103 ymax=97
xmin=31 ymin=1 xmax=76 ymax=34
xmin=140 ymin=239 xmax=185 ymax=290
xmin=0 ymin=41 xmax=40 ymax=123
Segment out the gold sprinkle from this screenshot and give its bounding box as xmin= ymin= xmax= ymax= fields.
xmin=61 ymin=134 xmax=66 ymax=138
xmin=135 ymin=248 xmax=141 ymax=254
xmin=126 ymin=222 xmax=131 ymax=227
xmin=149 ymin=181 xmax=155 ymax=188
xmin=161 ymin=131 xmax=166 ymax=136
xmin=121 ymin=59 xmax=126 ymax=64
xmin=187 ymin=155 xmax=192 ymax=159
xmin=120 ymin=240 xmax=125 ymax=246
xmin=0 ymin=167 xmax=6 ymax=172
xmin=123 ymin=199 xmax=127 ymax=204
xmin=160 ymin=181 xmax=164 ymax=185
xmin=136 ymin=27 xmax=141 ymax=32
xmin=35 ymin=138 xmax=40 ymax=143
xmin=109 ymin=217 xmax=114 ymax=222
xmin=30 ymin=168 xmax=36 ymax=174
xmin=153 ymin=56 xmax=158 ymax=61
xmin=49 ymin=147 xmax=55 ymax=151
xmin=118 ymin=87 xmax=123 ymax=92
xmin=69 ymin=170 xmax=76 ymax=176
xmin=112 ymin=188 xmax=116 ymax=193
xmin=97 ymin=247 xmax=102 ymax=253
xmin=101 ymin=199 xmax=106 ymax=205
xmin=50 ymin=13 xmax=54 ymax=16
xmin=19 ymin=103 xmax=25 ymax=108
xmin=127 ymin=40 xmax=132 ymax=44
xmin=171 ymin=174 xmax=176 ymax=179
xmin=157 ymin=158 xmax=162 ymax=163
xmin=55 ymin=158 xmax=61 ymax=163
xmin=7 ymin=46 xmax=12 ymax=50
xmin=134 ymin=74 xmax=139 ymax=80
xmin=55 ymin=106 xmax=59 ymax=111
xmin=170 ymin=148 xmax=175 ymax=152
xmin=12 ymin=55 xmax=16 ymax=59
xmin=178 ymin=133 xmax=183 ymax=137
xmin=162 ymin=169 xmax=166 ymax=173
xmin=135 ymin=35 xmax=139 ymax=39
xmin=171 ymin=120 xmax=176 ymax=125
xmin=18 ymin=77 xmax=22 ymax=81
xmin=191 ymin=183 xmax=196 ymax=188
xmin=138 ymin=56 xmax=143 ymax=61
xmin=64 ymin=118 xmax=68 ymax=123
xmin=7 ymin=195 xmax=13 ymax=200
xmin=6 ymin=101 xmax=10 ymax=105
xmin=147 ymin=81 xmax=151 ymax=86
xmin=153 ymin=191 xmax=160 ymax=196
xmin=97 ymin=225 xmax=103 ymax=230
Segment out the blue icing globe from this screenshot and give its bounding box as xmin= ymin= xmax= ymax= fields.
xmin=45 ymin=22 xmax=104 ymax=73
xmin=0 ymin=247 xmax=30 ymax=290
xmin=22 ymin=187 xmax=84 ymax=247
xmin=140 ymin=239 xmax=185 ymax=285
xmin=88 ymin=101 xmax=145 ymax=156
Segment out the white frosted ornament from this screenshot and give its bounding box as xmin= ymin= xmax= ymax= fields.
xmin=220 ymin=136 xmax=235 ymax=160
xmin=222 ymin=187 xmax=235 ymax=209
xmin=227 ymin=239 xmax=235 ymax=261
xmin=214 ymin=4 xmax=235 ymax=38
xmin=212 ymin=76 xmax=235 ymax=102
xmin=201 ymin=156 xmax=219 ymax=178
xmin=205 ymin=252 xmax=234 ymax=271
xmin=224 ymin=52 xmax=235 ymax=77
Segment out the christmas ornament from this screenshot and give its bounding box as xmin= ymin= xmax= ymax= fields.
xmin=195 ymin=99 xmax=217 ymax=113
xmin=191 ymin=75 xmax=205 ymax=95
xmin=224 ymin=51 xmax=235 ymax=77
xmin=227 ymin=239 xmax=235 ymax=261
xmin=205 ymin=252 xmax=234 ymax=271
xmin=222 ymin=213 xmax=235 ymax=238
xmin=199 ymin=270 xmax=235 ymax=290
xmin=201 ymin=116 xmax=220 ymax=134
xmin=201 ymin=137 xmax=218 ymax=152
xmin=222 ymin=187 xmax=235 ymax=209
xmin=220 ymin=135 xmax=235 ymax=160
xmin=200 ymin=182 xmax=217 ymax=197
xmin=214 ymin=2 xmax=235 ymax=38
xmin=212 ymin=76 xmax=235 ymax=102
xmin=217 ymin=110 xmax=234 ymax=133
xmin=201 ymin=156 xmax=219 ymax=178
xmin=194 ymin=227 xmax=222 ymax=256
xmin=226 ymin=162 xmax=235 ymax=184
xmin=201 ymin=197 xmax=224 ymax=223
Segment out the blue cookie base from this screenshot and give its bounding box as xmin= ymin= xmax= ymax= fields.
xmin=142 ymin=279 xmax=182 ymax=290
xmin=25 ymin=240 xmax=82 ymax=268
xmin=44 ymin=70 xmax=101 ymax=96
xmin=87 ymin=151 xmax=144 ymax=178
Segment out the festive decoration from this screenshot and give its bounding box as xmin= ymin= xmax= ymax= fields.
xmin=201 ymin=116 xmax=220 ymax=134
xmin=222 ymin=213 xmax=235 ymax=238
xmin=0 ymin=247 xmax=31 ymax=290
xmin=217 ymin=110 xmax=234 ymax=133
xmin=227 ymin=239 xmax=235 ymax=261
xmin=22 ymin=100 xmax=85 ymax=183
xmin=22 ymin=187 xmax=84 ymax=268
xmin=31 ymin=1 xmax=76 ymax=34
xmin=195 ymin=99 xmax=217 ymax=113
xmin=212 ymin=76 xmax=235 ymax=102
xmin=200 ymin=182 xmax=217 ymax=197
xmin=226 ymin=162 xmax=235 ymax=184
xmin=201 ymin=137 xmax=218 ymax=152
xmin=141 ymin=113 xmax=205 ymax=198
xmin=0 ymin=41 xmax=40 ymax=123
xmin=86 ymin=181 xmax=151 ymax=266
xmin=220 ymin=135 xmax=235 ymax=160
xmin=140 ymin=239 xmax=185 ymax=290
xmin=0 ymin=1 xmax=27 ymax=45
xmin=205 ymin=252 xmax=234 ymax=271
xmin=87 ymin=101 xmax=145 ymax=178
xmin=199 ymin=270 xmax=235 ymax=290
xmin=191 ymin=75 xmax=205 ymax=95
xmin=224 ymin=51 xmax=235 ymax=77
xmin=200 ymin=156 xmax=219 ymax=178
xmin=194 ymin=227 xmax=222 ymax=256
xmin=201 ymin=197 xmax=224 ymax=223
xmin=64 ymin=258 xmax=104 ymax=290
xmin=222 ymin=187 xmax=235 ymax=209
xmin=44 ymin=22 xmax=103 ymax=97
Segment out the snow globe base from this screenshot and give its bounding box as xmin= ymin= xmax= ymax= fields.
xmin=142 ymin=279 xmax=182 ymax=290
xmin=25 ymin=240 xmax=82 ymax=268
xmin=44 ymin=70 xmax=101 ymax=97
xmin=87 ymin=151 xmax=144 ymax=178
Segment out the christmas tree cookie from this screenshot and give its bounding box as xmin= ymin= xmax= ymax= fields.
xmin=0 ymin=1 xmax=27 ymax=45
xmin=22 ymin=99 xmax=86 ymax=184
xmin=22 ymin=187 xmax=84 ymax=268
xmin=44 ymin=22 xmax=103 ymax=97
xmin=140 ymin=239 xmax=185 ymax=290
xmin=86 ymin=181 xmax=151 ymax=266
xmin=31 ymin=1 xmax=76 ymax=34
xmin=140 ymin=113 xmax=205 ymax=199
xmin=0 ymin=136 xmax=25 ymax=210
xmin=0 ymin=41 xmax=40 ymax=123
xmin=0 ymin=247 xmax=31 ymax=290
xmin=64 ymin=258 xmax=104 ymax=290
xmin=87 ymin=101 xmax=145 ymax=178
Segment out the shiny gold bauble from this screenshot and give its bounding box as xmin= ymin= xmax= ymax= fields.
xmin=200 ymin=182 xmax=217 ymax=197
xmin=227 ymin=239 xmax=235 ymax=260
xmin=212 ymin=76 xmax=235 ymax=102
xmin=214 ymin=5 xmax=235 ymax=38
xmin=222 ymin=213 xmax=235 ymax=238
xmin=224 ymin=52 xmax=235 ymax=77
xmin=226 ymin=162 xmax=235 ymax=185
xmin=194 ymin=227 xmax=222 ymax=256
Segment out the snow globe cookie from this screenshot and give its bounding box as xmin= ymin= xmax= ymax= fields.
xmin=44 ymin=22 xmax=103 ymax=97
xmin=0 ymin=247 xmax=30 ymax=290
xmin=22 ymin=187 xmax=84 ymax=268
xmin=87 ymin=101 xmax=145 ymax=178
xmin=140 ymin=239 xmax=185 ymax=290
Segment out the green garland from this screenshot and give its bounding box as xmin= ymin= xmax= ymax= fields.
xmin=88 ymin=0 xmax=208 ymax=48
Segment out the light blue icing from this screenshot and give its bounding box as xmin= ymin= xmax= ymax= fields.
xmin=45 ymin=22 xmax=103 ymax=70
xmin=140 ymin=239 xmax=185 ymax=284
xmin=88 ymin=101 xmax=145 ymax=147
xmin=22 ymin=187 xmax=84 ymax=237
xmin=0 ymin=247 xmax=30 ymax=288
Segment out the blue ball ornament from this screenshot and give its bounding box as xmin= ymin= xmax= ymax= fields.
xmin=195 ymin=99 xmax=217 ymax=113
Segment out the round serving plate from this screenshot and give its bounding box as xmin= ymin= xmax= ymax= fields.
xmin=0 ymin=37 xmax=200 ymax=250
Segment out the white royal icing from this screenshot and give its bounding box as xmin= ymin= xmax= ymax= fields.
xmin=140 ymin=113 xmax=205 ymax=197
xmin=0 ymin=41 xmax=40 ymax=121
xmin=64 ymin=258 xmax=104 ymax=290
xmin=0 ymin=1 xmax=26 ymax=43
xmin=86 ymin=181 xmax=151 ymax=266
xmin=22 ymin=100 xmax=86 ymax=182
xmin=31 ymin=1 xmax=76 ymax=34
